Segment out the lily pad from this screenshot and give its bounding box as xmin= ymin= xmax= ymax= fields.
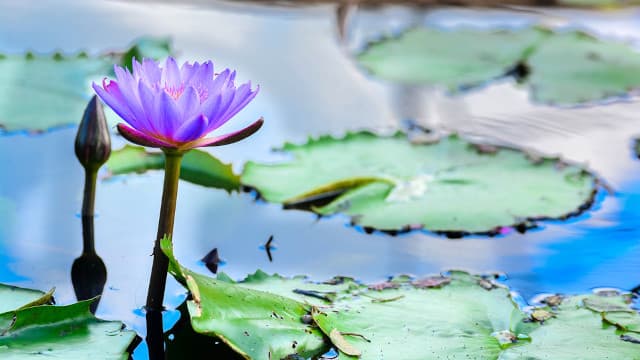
xmin=312 ymin=271 xmax=524 ymax=360
xmin=162 ymin=237 xmax=328 ymax=360
xmin=241 ymin=132 xmax=596 ymax=234
xmin=0 ymin=37 xmax=171 ymax=133
xmin=216 ymin=270 xmax=361 ymax=305
xmin=357 ymin=27 xmax=545 ymax=90
xmin=0 ymin=284 xmax=53 ymax=314
xmin=106 ymin=145 xmax=240 ymax=193
xmin=528 ymin=31 xmax=640 ymax=104
xmin=163 ymin=240 xmax=640 ymax=359
xmin=357 ymin=26 xmax=640 ymax=105
xmin=0 ymin=285 xmax=137 ymax=360
xmin=500 ymin=296 xmax=640 ymax=359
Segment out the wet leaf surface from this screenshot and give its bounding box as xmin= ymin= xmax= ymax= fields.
xmin=242 ymin=132 xmax=597 ymax=234
xmin=0 ymin=284 xmax=136 ymax=360
xmin=357 ymin=26 xmax=640 ymax=105
xmin=106 ymin=145 xmax=240 ymax=192
xmin=0 ymin=37 xmax=171 ymax=133
xmin=162 ymin=241 xmax=640 ymax=359
xmin=500 ymin=296 xmax=640 ymax=359
xmin=162 ymin=238 xmax=329 ymax=360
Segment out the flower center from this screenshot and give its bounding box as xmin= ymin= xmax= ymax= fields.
xmin=164 ymin=84 xmax=185 ymax=100
xmin=162 ymin=83 xmax=209 ymax=103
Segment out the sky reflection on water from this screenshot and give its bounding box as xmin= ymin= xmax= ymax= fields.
xmin=1 ymin=0 xmax=640 ymax=356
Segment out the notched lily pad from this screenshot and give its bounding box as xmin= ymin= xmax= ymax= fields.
xmin=106 ymin=145 xmax=240 ymax=193
xmin=0 ymin=37 xmax=172 ymax=133
xmin=357 ymin=26 xmax=640 ymax=105
xmin=241 ymin=132 xmax=597 ymax=235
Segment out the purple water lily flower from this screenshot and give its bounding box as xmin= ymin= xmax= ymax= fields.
xmin=93 ymin=57 xmax=262 ymax=151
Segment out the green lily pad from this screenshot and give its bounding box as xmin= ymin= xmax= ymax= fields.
xmin=106 ymin=145 xmax=240 ymax=193
xmin=0 ymin=37 xmax=171 ymax=133
xmin=216 ymin=270 xmax=361 ymax=305
xmin=357 ymin=26 xmax=640 ymax=105
xmin=500 ymin=296 xmax=640 ymax=359
xmin=0 ymin=284 xmax=53 ymax=314
xmin=0 ymin=285 xmax=137 ymax=360
xmin=162 ymin=237 xmax=328 ymax=360
xmin=357 ymin=27 xmax=546 ymax=90
xmin=312 ymin=271 xmax=524 ymax=360
xmin=241 ymin=132 xmax=596 ymax=234
xmin=527 ymin=31 xmax=640 ymax=104
xmin=163 ymin=250 xmax=640 ymax=360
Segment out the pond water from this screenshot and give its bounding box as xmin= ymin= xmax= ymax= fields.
xmin=1 ymin=0 xmax=640 ymax=357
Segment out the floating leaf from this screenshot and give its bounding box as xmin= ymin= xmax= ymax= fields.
xmin=0 ymin=284 xmax=53 ymax=314
xmin=106 ymin=145 xmax=240 ymax=192
xmin=357 ymin=26 xmax=640 ymax=104
xmin=500 ymin=296 xmax=640 ymax=359
xmin=357 ymin=27 xmax=545 ymax=90
xmin=312 ymin=271 xmax=522 ymax=359
xmin=527 ymin=30 xmax=640 ymax=104
xmin=0 ymin=37 xmax=172 ymax=133
xmin=163 ymin=244 xmax=640 ymax=359
xmin=0 ymin=285 xmax=136 ymax=360
xmin=242 ymin=132 xmax=596 ymax=234
xmin=162 ymin=237 xmax=328 ymax=360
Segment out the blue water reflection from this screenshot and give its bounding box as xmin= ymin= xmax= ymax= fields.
xmin=1 ymin=1 xmax=640 ymax=358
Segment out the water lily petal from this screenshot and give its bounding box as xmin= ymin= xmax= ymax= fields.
xmin=218 ymin=83 xmax=259 ymax=125
xmin=92 ymin=81 xmax=137 ymax=126
xmin=142 ymin=58 xmax=161 ymax=84
xmin=162 ymin=57 xmax=182 ymax=90
xmin=174 ymin=114 xmax=209 ymax=143
xmin=113 ymin=65 xmax=148 ymax=130
xmin=205 ymin=87 xmax=241 ymax=132
xmin=180 ymin=61 xmax=198 ymax=83
xmin=137 ymin=81 xmax=162 ymax=134
xmin=177 ymin=86 xmax=201 ymax=122
xmin=117 ymin=123 xmax=174 ymax=148
xmin=207 ymin=69 xmax=231 ymax=98
xmin=154 ymin=91 xmax=182 ymax=138
xmin=193 ymin=118 xmax=263 ymax=147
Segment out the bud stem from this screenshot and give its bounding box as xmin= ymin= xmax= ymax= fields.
xmin=81 ymin=168 xmax=98 ymax=255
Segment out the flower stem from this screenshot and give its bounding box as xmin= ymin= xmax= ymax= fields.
xmin=146 ymin=150 xmax=183 ymax=312
xmin=146 ymin=150 xmax=183 ymax=360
